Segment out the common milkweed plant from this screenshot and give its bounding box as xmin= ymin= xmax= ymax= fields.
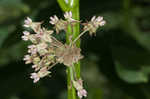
xmin=22 ymin=12 xmax=106 ymax=99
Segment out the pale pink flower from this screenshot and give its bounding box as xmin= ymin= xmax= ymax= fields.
xmin=21 ymin=31 xmax=30 ymax=41
xmin=24 ymin=17 xmax=32 ymax=27
xmin=73 ymin=79 xmax=87 ymax=99
xmin=77 ymin=89 xmax=87 ymax=99
xmin=32 ymin=65 xmax=40 ymax=71
xmin=30 ymin=67 xmax=51 ymax=83
xmin=28 ymin=45 xmax=37 ymax=54
xmin=30 ymin=73 xmax=40 ymax=83
xmin=23 ymin=55 xmax=32 ymax=64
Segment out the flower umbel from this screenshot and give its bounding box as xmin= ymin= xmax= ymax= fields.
xmin=22 ymin=12 xmax=105 ymax=98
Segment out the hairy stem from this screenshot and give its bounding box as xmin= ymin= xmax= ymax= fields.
xmin=57 ymin=0 xmax=80 ymax=99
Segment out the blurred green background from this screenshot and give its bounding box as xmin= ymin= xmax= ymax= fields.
xmin=0 ymin=0 xmax=150 ymax=99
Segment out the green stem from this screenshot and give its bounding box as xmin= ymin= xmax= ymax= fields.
xmin=57 ymin=0 xmax=80 ymax=99
xmin=72 ymin=30 xmax=87 ymax=45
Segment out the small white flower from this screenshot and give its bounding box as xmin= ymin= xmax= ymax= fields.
xmin=37 ymin=43 xmax=47 ymax=51
xmin=99 ymin=20 xmax=106 ymax=26
xmin=64 ymin=11 xmax=72 ymax=19
xmin=22 ymin=35 xmax=28 ymax=41
xmin=50 ymin=15 xmax=59 ymax=25
xmin=23 ymin=31 xmax=30 ymax=35
xmin=50 ymin=16 xmax=66 ymax=33
xmin=36 ymin=43 xmax=48 ymax=55
xmin=91 ymin=16 xmax=106 ymax=27
xmin=38 ymin=28 xmax=53 ymax=42
xmin=24 ymin=17 xmax=32 ymax=27
xmin=42 ymin=33 xmax=52 ymax=43
xmin=91 ymin=16 xmax=96 ymax=22
xmin=32 ymin=64 xmax=37 ymax=68
xmin=28 ymin=45 xmax=37 ymax=54
xmin=64 ymin=11 xmax=76 ymax=22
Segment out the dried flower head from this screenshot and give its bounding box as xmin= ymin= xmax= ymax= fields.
xmin=55 ymin=44 xmax=83 ymax=66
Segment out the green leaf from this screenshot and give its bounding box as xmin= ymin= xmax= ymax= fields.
xmin=115 ymin=62 xmax=150 ymax=83
xmin=0 ymin=41 xmax=27 ymax=66
xmin=0 ymin=26 xmax=16 ymax=48
xmin=0 ymin=0 xmax=30 ymax=24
